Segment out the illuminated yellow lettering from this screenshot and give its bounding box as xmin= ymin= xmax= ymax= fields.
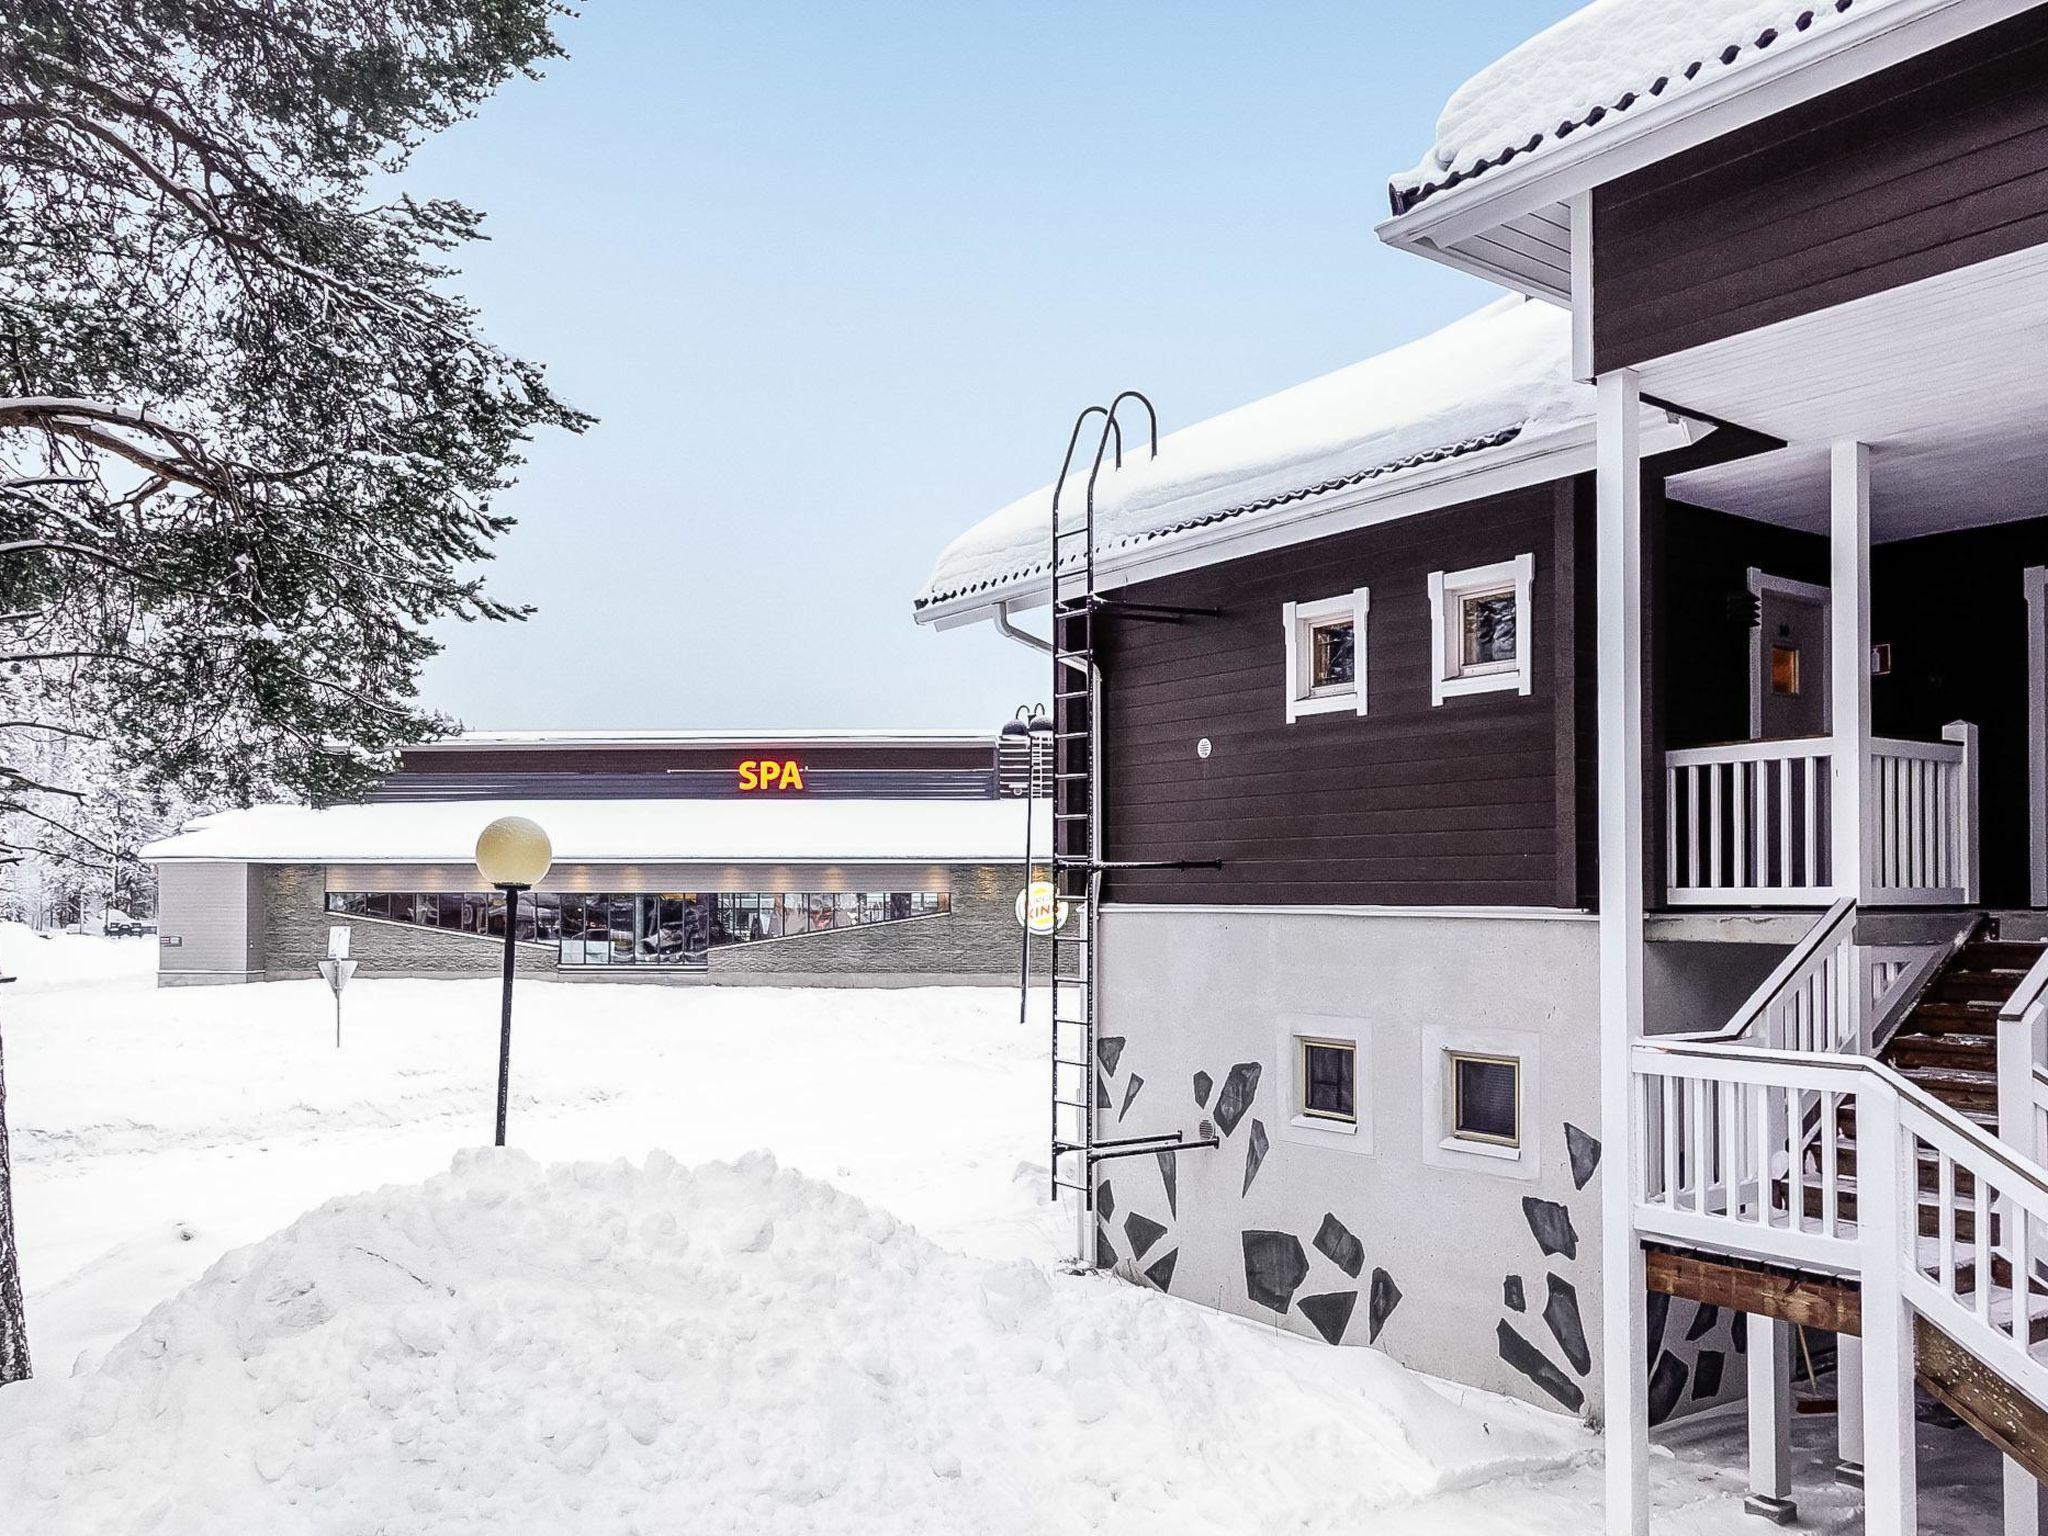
xmin=738 ymin=760 xmax=759 ymax=790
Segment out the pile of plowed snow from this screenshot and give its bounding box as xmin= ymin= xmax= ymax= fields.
xmin=0 ymin=1151 xmax=1582 ymax=1534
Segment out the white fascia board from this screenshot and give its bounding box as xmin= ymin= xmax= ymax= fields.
xmin=1375 ymin=0 xmax=2023 ymax=280
xmin=918 ymin=414 xmax=1698 ymax=629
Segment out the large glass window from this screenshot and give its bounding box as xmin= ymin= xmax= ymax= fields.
xmin=327 ymin=884 xmax=951 ymax=970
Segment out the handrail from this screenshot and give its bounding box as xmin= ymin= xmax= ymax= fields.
xmin=1666 ymin=734 xmax=1831 ymax=766
xmin=1666 ymin=897 xmax=1855 ymax=1045
xmin=1636 ymin=1035 xmax=2048 ymax=1201
xmin=1999 ymin=945 xmax=2048 ymax=1025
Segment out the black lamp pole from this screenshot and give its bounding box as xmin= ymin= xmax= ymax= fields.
xmin=1004 ymin=704 xmax=1048 ymax=1028
xmin=493 ymin=882 xmax=527 ymax=1148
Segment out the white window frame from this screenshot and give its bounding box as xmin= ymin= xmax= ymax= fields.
xmin=1281 ymin=588 xmax=1369 ymax=723
xmin=1428 ymin=553 xmax=1534 ymax=705
xmin=1445 ymin=1050 xmax=1522 ymax=1149
xmin=1273 ymin=1014 xmax=1374 ymax=1154
xmin=1420 ymin=1022 xmax=1541 ymax=1180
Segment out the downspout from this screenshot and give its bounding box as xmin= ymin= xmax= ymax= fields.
xmin=992 ymin=601 xmax=1053 ymax=655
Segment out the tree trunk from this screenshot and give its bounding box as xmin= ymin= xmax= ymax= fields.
xmin=0 ymin=1012 xmax=29 ymax=1384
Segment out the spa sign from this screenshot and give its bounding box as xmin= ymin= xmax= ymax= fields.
xmin=737 ymin=758 xmax=807 ymax=792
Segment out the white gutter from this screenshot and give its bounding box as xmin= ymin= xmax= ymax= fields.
xmin=1377 ymin=0 xmax=2024 ymax=275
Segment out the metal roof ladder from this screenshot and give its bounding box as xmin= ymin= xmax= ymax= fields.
xmin=1041 ymin=395 xmax=1221 ymax=1270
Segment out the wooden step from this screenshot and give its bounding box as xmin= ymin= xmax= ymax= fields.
xmin=1927 ymin=969 xmax=2035 ymax=1004
xmin=1897 ymin=1064 xmax=2001 ymax=1113
xmin=1796 ymin=1179 xmax=1994 ymax=1240
xmin=1952 ymin=940 xmax=2048 ymax=973
xmin=1885 ymin=1031 xmax=1997 ymax=1071
xmin=1898 ymin=998 xmax=2004 ymax=1035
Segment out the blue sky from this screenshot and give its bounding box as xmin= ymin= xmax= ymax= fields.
xmin=406 ymin=0 xmax=1573 ymax=732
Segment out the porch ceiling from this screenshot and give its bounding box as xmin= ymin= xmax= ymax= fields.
xmin=1658 ymin=240 xmax=2048 ymax=542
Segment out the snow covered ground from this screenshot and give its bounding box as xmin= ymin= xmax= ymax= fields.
xmin=0 ymin=929 xmax=2002 ymax=1532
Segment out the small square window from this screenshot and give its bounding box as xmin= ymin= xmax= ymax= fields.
xmin=1282 ymin=589 xmax=1369 ymax=722
xmin=1459 ymin=588 xmax=1518 ymax=671
xmin=1429 ymin=555 xmax=1534 ymax=705
xmin=1309 ymin=618 xmax=1355 ymax=693
xmin=1770 ymin=643 xmax=1800 ymax=696
xmin=1298 ymin=1037 xmax=1356 ymax=1124
xmin=1448 ymin=1053 xmax=1520 ymax=1147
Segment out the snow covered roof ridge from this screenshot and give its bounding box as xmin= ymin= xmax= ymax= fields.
xmin=917 ymin=297 xmax=1593 ymax=619
xmin=1390 ymin=0 xmax=1904 ymax=216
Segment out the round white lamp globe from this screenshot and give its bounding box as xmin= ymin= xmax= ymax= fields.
xmin=475 ymin=815 xmax=553 ymax=889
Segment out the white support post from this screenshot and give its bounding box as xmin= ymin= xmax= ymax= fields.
xmin=1745 ymin=1316 xmax=1796 ymax=1522
xmin=2027 ymin=567 xmax=2047 ymax=909
xmin=1571 ymin=193 xmax=1597 ymax=384
xmin=2004 ymin=1460 xmax=2046 ymax=1536
xmin=1835 ymin=1336 xmax=1865 ymax=1486
xmin=1597 ymin=366 xmax=1649 ymax=1536
xmin=1855 ymin=1087 xmax=1919 ymax=1536
xmin=1830 ymin=442 xmax=1871 ymax=907
xmin=1943 ymin=720 xmax=1980 ymax=906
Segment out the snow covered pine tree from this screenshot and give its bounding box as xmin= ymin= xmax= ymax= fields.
xmin=0 ymin=0 xmax=588 ymax=1382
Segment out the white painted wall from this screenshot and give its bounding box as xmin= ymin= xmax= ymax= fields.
xmin=1093 ymin=905 xmax=1608 ymax=1410
xmin=154 ymin=861 xmax=256 ymax=983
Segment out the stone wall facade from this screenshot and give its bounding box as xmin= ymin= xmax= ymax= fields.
xmin=254 ymin=862 xmax=1044 ymax=985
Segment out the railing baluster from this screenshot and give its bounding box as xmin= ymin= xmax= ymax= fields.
xmin=1720 ymin=1075 xmax=1741 ymax=1224
xmin=1777 ymin=756 xmax=1791 ymax=891
xmin=1663 ymin=1074 xmax=1679 ymax=1210
xmin=1667 ymin=764 xmax=1680 ymax=894
xmin=1786 ymin=1079 xmax=1806 ymax=1233
xmin=1731 ymin=759 xmax=1747 ymax=890
xmin=1803 ymin=755 xmax=1819 ymax=889
xmin=1688 ymin=1076 xmax=1707 ymax=1214
xmin=1686 ymin=765 xmax=1700 ymax=892
xmin=2012 ymin=1196 xmax=2032 ymax=1354
xmin=1975 ymin=1169 xmax=1993 ymax=1324
xmin=1709 ymin=765 xmax=1723 ymax=891
xmin=1755 ymin=1082 xmax=1775 ymax=1227
xmin=1821 ymin=1088 xmax=1840 ymax=1238
xmin=1939 ymin=1152 xmax=1957 ymax=1297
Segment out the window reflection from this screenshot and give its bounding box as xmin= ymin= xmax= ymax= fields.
xmin=325 ymin=885 xmax=951 ymax=969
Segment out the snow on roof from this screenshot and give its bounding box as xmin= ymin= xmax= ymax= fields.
xmin=420 ymin=729 xmax=997 ymax=750
xmin=1389 ymin=0 xmax=1906 ymax=215
xmin=142 ymin=797 xmax=1031 ymax=866
xmin=916 ymin=297 xmax=1597 ymax=618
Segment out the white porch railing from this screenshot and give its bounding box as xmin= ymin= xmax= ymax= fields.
xmin=1664 ymin=723 xmax=1977 ymax=907
xmin=1633 ymin=1040 xmax=2048 ymax=1412
xmin=1867 ymin=725 xmax=1978 ymax=906
xmin=1631 ymin=900 xmax=2048 ymax=1524
xmin=1665 ymin=737 xmax=1832 ymax=905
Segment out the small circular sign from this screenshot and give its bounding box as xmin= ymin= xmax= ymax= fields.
xmin=1196 ymin=737 xmax=1212 ymax=759
xmin=1015 ymin=880 xmax=1067 ymax=934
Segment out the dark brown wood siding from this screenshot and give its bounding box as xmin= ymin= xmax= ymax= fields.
xmin=1592 ymin=7 xmax=2048 ymax=373
xmin=1096 ymin=481 xmax=1585 ymax=908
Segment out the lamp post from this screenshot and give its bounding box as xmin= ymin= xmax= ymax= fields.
xmin=1002 ymin=704 xmax=1052 ymax=1027
xmin=475 ymin=815 xmax=552 ymax=1148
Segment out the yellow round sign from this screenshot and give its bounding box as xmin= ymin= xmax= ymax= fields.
xmin=1015 ymin=880 xmax=1064 ymax=934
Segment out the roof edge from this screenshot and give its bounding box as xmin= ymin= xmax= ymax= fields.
xmin=921 ymin=411 xmax=1703 ymax=634
xmin=1379 ymin=0 xmax=2012 ymax=257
